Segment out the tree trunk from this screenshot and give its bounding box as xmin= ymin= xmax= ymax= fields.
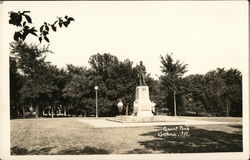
xmin=126 ymin=105 xmax=128 ymax=116
xmin=55 ymin=106 xmax=57 ymax=117
xmin=35 ymin=105 xmax=39 ymax=118
xmin=174 ymin=91 xmax=177 ymax=116
xmin=226 ymin=99 xmax=230 ymax=117
xmin=63 ymin=107 xmax=67 ymax=116
xmin=22 ymin=106 xmax=25 ymax=119
xmin=51 ymin=106 xmax=54 ymax=118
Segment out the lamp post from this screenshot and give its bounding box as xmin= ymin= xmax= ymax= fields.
xmin=173 ymin=90 xmax=177 ymax=116
xmin=95 ymin=86 xmax=98 ymax=118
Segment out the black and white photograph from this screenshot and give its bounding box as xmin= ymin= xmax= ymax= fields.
xmin=0 ymin=1 xmax=249 ymax=160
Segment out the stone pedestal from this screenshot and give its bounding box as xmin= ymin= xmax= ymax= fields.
xmin=132 ymin=86 xmax=155 ymax=117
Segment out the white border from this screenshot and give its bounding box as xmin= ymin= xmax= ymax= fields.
xmin=0 ymin=1 xmax=249 ymax=160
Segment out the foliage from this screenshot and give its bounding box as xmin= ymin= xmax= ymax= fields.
xmin=181 ymin=68 xmax=242 ymax=116
xmin=10 ymin=56 xmax=24 ymax=118
xmin=9 ymin=46 xmax=242 ymax=118
xmin=9 ymin=11 xmax=75 ymax=118
xmin=9 ymin=11 xmax=74 ymax=43
xmin=63 ymin=66 xmax=96 ymax=116
xmin=159 ymin=53 xmax=188 ymax=116
xmin=10 ymin=42 xmax=65 ymax=117
xmin=88 ymin=53 xmax=138 ymax=116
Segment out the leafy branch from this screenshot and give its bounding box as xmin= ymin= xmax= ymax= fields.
xmin=9 ymin=11 xmax=74 ymax=43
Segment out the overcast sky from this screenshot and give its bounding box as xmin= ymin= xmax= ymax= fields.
xmin=2 ymin=1 xmax=248 ymax=79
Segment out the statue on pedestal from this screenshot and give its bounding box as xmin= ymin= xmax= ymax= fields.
xmin=133 ymin=61 xmax=155 ymax=117
xmin=137 ymin=61 xmax=146 ymax=86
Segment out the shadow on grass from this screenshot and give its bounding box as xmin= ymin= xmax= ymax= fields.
xmin=228 ymin=125 xmax=242 ymax=129
xmin=126 ymin=148 xmax=152 ymax=154
xmin=57 ymin=146 xmax=110 ymax=155
xmin=128 ymin=125 xmax=242 ymax=154
xmin=11 ymin=146 xmax=110 ymax=155
xmin=11 ymin=146 xmax=55 ymax=155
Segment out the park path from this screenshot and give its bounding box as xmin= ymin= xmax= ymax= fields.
xmin=79 ymin=117 xmax=242 ymax=128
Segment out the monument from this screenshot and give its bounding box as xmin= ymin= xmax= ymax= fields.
xmin=132 ymin=61 xmax=155 ymax=117
xmin=107 ymin=61 xmax=183 ymax=123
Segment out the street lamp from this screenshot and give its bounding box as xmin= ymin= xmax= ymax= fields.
xmin=95 ymin=86 xmax=98 ymax=118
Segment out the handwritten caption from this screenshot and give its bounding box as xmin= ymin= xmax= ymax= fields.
xmin=157 ymin=125 xmax=190 ymax=138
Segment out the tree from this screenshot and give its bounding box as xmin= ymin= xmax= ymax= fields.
xmin=181 ymin=68 xmax=242 ymax=117
xmin=204 ymin=70 xmax=228 ymax=116
xmin=159 ymin=53 xmax=188 ymax=116
xmin=88 ymin=53 xmax=139 ymax=116
xmin=10 ymin=56 xmax=24 ymax=118
xmin=10 ymin=42 xmax=50 ymax=117
xmin=182 ymin=74 xmax=208 ymax=116
xmin=9 ymin=11 xmax=75 ymax=118
xmin=223 ymin=68 xmax=242 ymax=116
xmin=204 ymin=68 xmax=242 ymax=116
xmin=63 ymin=65 xmax=96 ymax=117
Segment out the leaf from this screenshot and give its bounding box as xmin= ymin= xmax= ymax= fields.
xmin=59 ymin=21 xmax=62 ymax=28
xmin=29 ymin=30 xmax=38 ymax=36
xmin=67 ymin=19 xmax=71 ymax=25
xmin=53 ymin=20 xmax=58 ymax=25
xmin=44 ymin=36 xmax=50 ymax=43
xmin=43 ymin=30 xmax=49 ymax=36
xmin=39 ymin=37 xmax=42 ymax=43
xmin=51 ymin=25 xmax=57 ymax=32
xmin=14 ymin=32 xmax=20 ymax=41
xmin=24 ymin=25 xmax=29 ymax=30
xmin=23 ymin=21 xmax=26 ymax=26
xmin=22 ymin=31 xmax=28 ymax=40
xmin=63 ymin=21 xmax=69 ymax=27
xmin=45 ymin=24 xmax=49 ymax=31
xmin=17 ymin=14 xmax=22 ymax=26
xmin=68 ymin=17 xmax=74 ymax=21
xmin=24 ymin=15 xmax=32 ymax=23
xmin=31 ymin=27 xmax=37 ymax=31
xmin=22 ymin=11 xmax=30 ymax=14
xmin=9 ymin=12 xmax=22 ymax=26
xmin=40 ymin=25 xmax=44 ymax=32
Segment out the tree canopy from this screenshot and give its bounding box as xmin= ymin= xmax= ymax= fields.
xmin=10 ymin=49 xmax=242 ymax=118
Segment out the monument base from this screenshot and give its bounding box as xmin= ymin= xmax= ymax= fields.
xmin=136 ymin=111 xmax=153 ymax=117
xmin=132 ymin=86 xmax=155 ymax=117
xmin=107 ymin=115 xmax=185 ymax=123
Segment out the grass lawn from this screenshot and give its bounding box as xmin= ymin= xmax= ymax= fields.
xmin=11 ymin=117 xmax=242 ymax=155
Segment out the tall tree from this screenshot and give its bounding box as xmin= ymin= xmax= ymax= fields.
xmin=63 ymin=65 xmax=96 ymax=116
xmin=182 ymin=74 xmax=208 ymax=116
xmin=181 ymin=68 xmax=242 ymax=117
xmin=10 ymin=41 xmax=52 ymax=118
xmin=88 ymin=53 xmax=138 ymax=116
xmin=10 ymin=56 xmax=24 ymax=118
xmin=9 ymin=11 xmax=75 ymax=118
xmin=204 ymin=68 xmax=242 ymax=116
xmin=159 ymin=53 xmax=188 ymax=116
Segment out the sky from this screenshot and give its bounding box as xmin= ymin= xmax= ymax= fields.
xmin=2 ymin=1 xmax=248 ymax=79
